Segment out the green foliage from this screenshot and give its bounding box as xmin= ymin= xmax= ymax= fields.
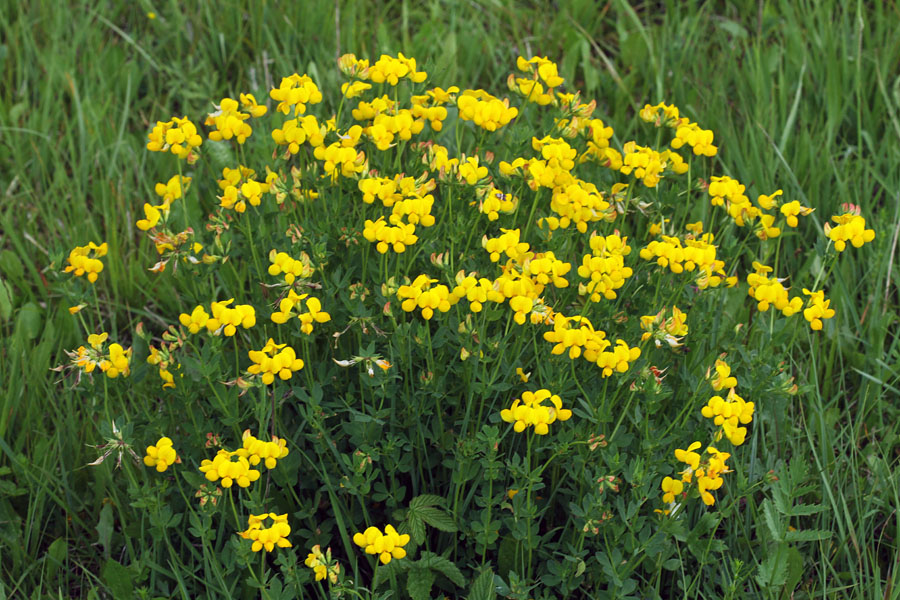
xmin=1 ymin=1 xmax=898 ymax=599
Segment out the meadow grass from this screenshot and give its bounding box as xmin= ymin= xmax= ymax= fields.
xmin=0 ymin=1 xmax=898 ymax=598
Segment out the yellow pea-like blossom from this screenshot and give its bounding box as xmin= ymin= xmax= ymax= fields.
xmin=240 ymin=513 xmax=291 ymax=552
xmin=826 ymin=212 xmax=875 ymax=251
xmin=247 ymin=338 xmax=304 ymax=385
xmin=352 ymin=524 xmax=410 ymax=565
xmin=236 ymin=430 xmax=289 ymax=469
xmin=500 ymin=389 xmax=572 ymax=435
xmin=199 ymin=449 xmax=261 ymax=488
xmin=146 ymin=116 xmax=203 ymax=162
xmin=64 ymin=241 xmax=108 ymax=284
xmin=143 ymin=437 xmax=178 ymax=472
xmin=661 ymin=476 xmax=683 ymax=503
xmin=802 ymin=288 xmax=836 ymax=331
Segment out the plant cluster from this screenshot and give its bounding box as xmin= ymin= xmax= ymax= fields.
xmin=53 ymin=51 xmax=875 ymax=598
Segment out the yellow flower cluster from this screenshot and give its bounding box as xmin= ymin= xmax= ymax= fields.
xmin=367 ymin=110 xmax=425 ymax=149
xmin=577 ymin=233 xmax=633 ymax=301
xmin=500 ymin=389 xmax=572 ymax=435
xmin=507 ymin=56 xmax=564 ymax=105
xmin=826 ymin=212 xmax=876 ymax=251
xmin=236 ymin=430 xmax=289 ymax=469
xmin=640 ymin=306 xmax=688 ymax=348
xmin=205 ymin=96 xmax=262 ymax=144
xmin=802 ymin=288 xmax=836 ymax=330
xmin=457 ymin=90 xmax=518 ymax=132
xmin=64 ymin=241 xmax=107 ymax=283
xmin=147 ymin=345 xmax=178 ymax=388
xmin=218 ymin=165 xmax=276 ymax=213
xmin=458 ymin=155 xmax=489 ymax=185
xmin=179 ymin=299 xmax=257 ymax=336
xmin=352 ymin=94 xmax=395 ymax=120
xmin=639 ymin=102 xmax=683 ymax=127
xmin=240 ymin=513 xmax=291 ymax=552
xmin=314 ymin=142 xmax=367 ymax=179
xmin=247 ymin=338 xmax=304 ymax=385
xmin=670 ymin=121 xmax=717 ymax=157
xmin=146 ymin=116 xmax=203 ymax=161
xmin=639 ymin=233 xmax=733 ymax=288
xmin=367 ymin=53 xmax=427 ymax=85
xmin=545 ymin=179 xmax=615 ymax=233
xmin=579 ymin=118 xmax=622 ymax=168
xmin=70 ymin=332 xmax=132 ymax=378
xmin=410 ymin=86 xmax=457 ymax=131
xmin=699 ymin=358 xmax=755 ymax=446
xmin=270 ymin=73 xmax=323 ymax=115
xmin=353 ymin=524 xmax=410 ymax=564
xmin=701 ymin=393 xmax=754 ymax=446
xmin=707 ymin=175 xmax=763 ymax=227
xmin=143 ymin=436 xmax=178 ymax=472
xmin=364 ymin=217 xmax=418 ymax=253
xmin=672 ymin=442 xmax=731 ymax=506
xmin=542 ymin=314 xmax=641 ymax=376
xmin=452 ymin=272 xmax=501 ymax=313
xmin=482 ymin=228 xmax=531 ymax=263
xmin=267 ymin=250 xmax=314 ymax=284
xmin=397 ymin=274 xmax=458 ymax=320
xmin=199 ymin=448 xmax=261 ymax=488
xmin=271 ymin=290 xmax=331 ymax=334
xmin=154 ymin=174 xmax=191 ymax=207
xmin=746 ymin=262 xmax=802 ymax=316
xmin=620 ymin=141 xmax=687 ymax=188
xmin=272 ymin=114 xmax=326 ymax=155
xmin=475 ymin=184 xmax=518 ymax=221
xmin=305 ymin=545 xmax=340 ymax=583
xmin=359 ymin=173 xmax=434 ymax=206
xmin=709 ymin=358 xmax=737 ymax=391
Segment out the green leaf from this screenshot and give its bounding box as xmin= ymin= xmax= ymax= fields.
xmin=785 ymin=547 xmax=804 ymax=594
xmin=761 ymin=499 xmax=783 ymax=542
xmin=14 ymin=302 xmax=41 ymax=341
xmin=409 ymin=494 xmax=445 ymax=509
xmin=0 ymin=250 xmax=23 ymax=281
xmin=786 ymin=503 xmax=827 ymax=517
xmin=418 ymin=551 xmax=464 ymax=587
xmin=96 ymin=504 xmax=113 ymax=558
xmin=469 ymin=567 xmax=496 ymax=600
xmin=101 ymin=559 xmax=133 ymax=598
xmin=0 ymin=278 xmax=12 ymax=322
xmin=784 ymin=528 xmax=832 ymax=542
xmin=44 ymin=537 xmax=67 ymax=579
xmin=418 ymin=506 xmax=458 ymax=533
xmin=407 ymin=566 xmax=436 ymax=600
xmin=756 ymin=547 xmax=788 ymax=588
xmin=407 ymin=512 xmax=426 ymax=545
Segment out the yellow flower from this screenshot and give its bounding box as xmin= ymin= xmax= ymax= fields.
xmin=240 ymin=513 xmax=291 ymax=552
xmin=143 ymin=437 xmax=178 ymax=472
xmin=661 ymin=476 xmax=683 ymax=503
xmin=674 ymin=441 xmax=702 ymax=471
xmin=146 ymin=116 xmax=203 ymax=161
xmin=237 ymin=430 xmax=289 ymax=469
xmin=247 ymin=338 xmax=304 ymax=385
xmin=64 ymin=241 xmax=107 ymax=283
xmin=802 ymin=288 xmax=836 ymax=331
xmin=500 ymin=389 xmax=572 ymax=435
xmin=199 ymin=449 xmax=261 ymax=488
xmin=352 ymin=524 xmax=410 ymax=565
xmin=826 ymin=213 xmax=875 ymax=251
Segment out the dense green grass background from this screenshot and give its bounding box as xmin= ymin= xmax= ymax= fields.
xmin=1 ymin=0 xmax=898 ymax=597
